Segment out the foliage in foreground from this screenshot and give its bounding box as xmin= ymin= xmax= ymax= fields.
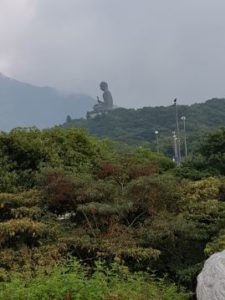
xmin=2 ymin=126 xmax=225 ymax=297
xmin=0 ymin=260 xmax=189 ymax=300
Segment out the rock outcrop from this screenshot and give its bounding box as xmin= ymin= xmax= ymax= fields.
xmin=197 ymin=250 xmax=225 ymax=300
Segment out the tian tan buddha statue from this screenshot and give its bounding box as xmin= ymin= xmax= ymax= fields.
xmin=87 ymin=81 xmax=114 ymax=118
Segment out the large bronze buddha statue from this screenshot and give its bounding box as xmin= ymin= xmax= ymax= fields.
xmin=87 ymin=81 xmax=114 ymax=118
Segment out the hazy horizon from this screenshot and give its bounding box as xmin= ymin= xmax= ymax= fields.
xmin=1 ymin=0 xmax=225 ymax=108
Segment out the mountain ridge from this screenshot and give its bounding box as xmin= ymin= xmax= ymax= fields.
xmin=0 ymin=73 xmax=96 ymax=131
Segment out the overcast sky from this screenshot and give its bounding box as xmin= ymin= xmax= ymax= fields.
xmin=1 ymin=0 xmax=225 ymax=108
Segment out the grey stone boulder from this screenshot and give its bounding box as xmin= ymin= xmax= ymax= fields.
xmin=197 ymin=250 xmax=225 ymax=300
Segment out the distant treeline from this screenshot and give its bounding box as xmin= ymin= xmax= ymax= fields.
xmin=62 ymin=98 xmax=225 ymax=155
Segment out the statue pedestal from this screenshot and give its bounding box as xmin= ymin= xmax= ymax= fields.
xmin=86 ymin=108 xmax=113 ymax=119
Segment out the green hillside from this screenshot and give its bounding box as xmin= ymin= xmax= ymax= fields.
xmin=62 ymin=98 xmax=225 ymax=153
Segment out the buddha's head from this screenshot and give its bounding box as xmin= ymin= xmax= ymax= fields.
xmin=100 ymin=81 xmax=108 ymax=91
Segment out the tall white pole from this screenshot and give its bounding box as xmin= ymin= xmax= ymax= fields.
xmin=174 ymin=99 xmax=181 ymax=165
xmin=172 ymin=131 xmax=179 ymax=166
xmin=181 ymin=116 xmax=188 ymax=157
xmin=155 ymin=131 xmax=159 ymax=153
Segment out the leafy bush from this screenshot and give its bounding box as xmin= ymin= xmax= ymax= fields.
xmin=0 ymin=190 xmax=41 ymax=222
xmin=0 ymin=219 xmax=51 ymax=248
xmin=0 ymin=128 xmax=106 ymax=192
xmin=127 ymin=174 xmax=179 ymax=216
xmin=0 ymin=260 xmax=190 ymax=300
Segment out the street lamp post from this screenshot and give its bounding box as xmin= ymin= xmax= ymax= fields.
xmin=172 ymin=131 xmax=179 ymax=165
xmin=181 ymin=116 xmax=188 ymax=157
xmin=155 ymin=130 xmax=159 ymax=153
xmin=174 ymin=98 xmax=181 ymax=165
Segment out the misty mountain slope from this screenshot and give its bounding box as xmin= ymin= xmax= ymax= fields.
xmin=0 ymin=73 xmax=96 ymax=131
xmin=62 ymin=98 xmax=225 ymax=146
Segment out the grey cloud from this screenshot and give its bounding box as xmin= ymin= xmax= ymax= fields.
xmin=1 ymin=0 xmax=225 ymax=108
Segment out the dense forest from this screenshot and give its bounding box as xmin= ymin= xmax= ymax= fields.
xmin=0 ymin=126 xmax=225 ymax=298
xmin=62 ymin=98 xmax=225 ymax=155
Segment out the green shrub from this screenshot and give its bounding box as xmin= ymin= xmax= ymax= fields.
xmin=0 ymin=218 xmax=51 ymax=248
xmin=0 ymin=260 xmax=190 ymax=300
